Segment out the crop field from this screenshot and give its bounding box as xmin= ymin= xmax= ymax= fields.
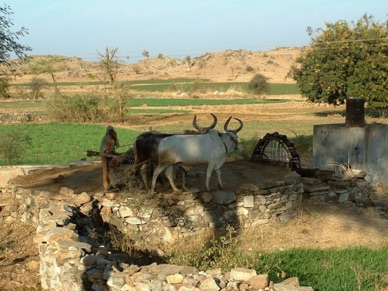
xmin=11 ymin=79 xmax=300 ymax=95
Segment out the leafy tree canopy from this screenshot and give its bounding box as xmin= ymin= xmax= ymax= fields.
xmin=0 ymin=4 xmax=31 ymax=65
xmin=289 ymin=14 xmax=388 ymax=110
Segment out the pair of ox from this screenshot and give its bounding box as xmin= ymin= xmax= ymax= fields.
xmin=130 ymin=114 xmax=243 ymax=193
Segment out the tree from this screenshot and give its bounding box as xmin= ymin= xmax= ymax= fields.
xmin=29 ymin=76 xmax=48 ymax=99
xmin=97 ymin=47 xmax=121 ymax=84
xmin=142 ymin=50 xmax=149 ymax=58
xmin=96 ymin=47 xmax=127 ymax=122
xmin=248 ymin=73 xmax=270 ymax=95
xmin=0 ymin=4 xmax=31 ymax=65
xmin=0 ymin=76 xmax=11 ymax=98
xmin=30 ymin=56 xmax=66 ymax=84
xmin=288 ymin=14 xmax=388 ymax=110
xmin=185 ymin=55 xmax=192 ymax=71
xmin=0 ymin=4 xmax=31 ymax=99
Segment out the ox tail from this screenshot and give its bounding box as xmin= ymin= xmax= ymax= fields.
xmin=129 ymin=158 xmax=153 ymax=176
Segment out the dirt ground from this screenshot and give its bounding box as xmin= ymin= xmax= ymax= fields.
xmin=1 ymin=160 xmax=388 ymax=290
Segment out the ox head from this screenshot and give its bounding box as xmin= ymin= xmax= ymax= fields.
xmin=223 ymin=116 xmax=243 ymax=150
xmin=192 ymin=113 xmax=218 ymax=133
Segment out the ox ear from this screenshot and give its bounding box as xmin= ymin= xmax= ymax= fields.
xmin=224 ymin=116 xmax=243 ymax=133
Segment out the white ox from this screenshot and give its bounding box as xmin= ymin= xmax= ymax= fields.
xmin=151 ymin=116 xmax=243 ymax=193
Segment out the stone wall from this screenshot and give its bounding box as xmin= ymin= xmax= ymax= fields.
xmin=0 ymin=112 xmax=44 ymax=123
xmin=301 ymin=170 xmax=387 ymax=218
xmin=99 ymin=171 xmax=304 ymax=245
xmin=0 ymin=167 xmax=313 ymax=290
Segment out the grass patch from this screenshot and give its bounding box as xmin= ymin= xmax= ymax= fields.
xmin=1 ymin=97 xmax=289 ymax=113
xmin=0 ymin=100 xmax=46 ymax=111
xmin=127 ymin=98 xmax=288 ymax=107
xmin=127 ymin=108 xmax=191 ymax=114
xmin=255 ymin=247 xmax=388 ymax=290
xmin=130 ymin=82 xmax=299 ymax=94
xmin=11 ymin=79 xmax=300 ymax=95
xmin=0 ymin=123 xmax=140 ymax=165
xmin=168 ymin=231 xmax=388 ymax=291
xmin=10 ymin=78 xmax=203 ymax=87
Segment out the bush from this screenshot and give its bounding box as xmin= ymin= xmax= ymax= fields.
xmin=0 ymin=132 xmax=32 ymax=164
xmin=237 ymin=137 xmax=259 ymax=159
xmin=47 ymin=93 xmax=103 ymax=122
xmin=245 ymin=65 xmax=255 ymax=72
xmin=0 ymin=76 xmax=11 ymax=98
xmin=29 ymin=77 xmax=48 ymax=99
xmin=248 ymin=73 xmax=270 ymax=95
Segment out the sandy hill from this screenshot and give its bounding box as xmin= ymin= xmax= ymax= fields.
xmin=12 ymin=47 xmax=302 ymax=84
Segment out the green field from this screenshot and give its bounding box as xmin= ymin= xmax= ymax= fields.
xmin=0 ymin=123 xmax=140 ymax=165
xmin=12 ymin=79 xmax=300 ymax=95
xmin=0 ymin=97 xmax=297 ymax=116
xmin=127 ymin=97 xmax=291 ymax=107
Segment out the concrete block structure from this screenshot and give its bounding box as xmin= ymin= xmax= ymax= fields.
xmin=313 ymin=123 xmax=388 ymax=184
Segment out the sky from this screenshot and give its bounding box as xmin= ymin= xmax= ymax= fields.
xmin=8 ymin=0 xmax=388 ymax=62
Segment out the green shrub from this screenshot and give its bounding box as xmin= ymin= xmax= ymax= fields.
xmin=245 ymin=65 xmax=255 ymax=72
xmin=168 ymin=226 xmax=251 ymax=271
xmin=29 ymin=77 xmax=48 ymax=99
xmin=0 ymin=76 xmax=11 ymax=98
xmin=238 ymin=137 xmax=259 ymax=159
xmin=291 ymin=134 xmax=313 ymax=153
xmin=47 ymin=93 xmax=103 ymax=122
xmin=0 ymin=132 xmax=32 ymax=164
xmin=248 ymin=73 xmax=270 ymax=95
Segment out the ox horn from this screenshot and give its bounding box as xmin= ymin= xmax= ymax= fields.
xmin=224 ymin=116 xmax=243 ymax=133
xmin=193 ymin=113 xmax=218 ymax=131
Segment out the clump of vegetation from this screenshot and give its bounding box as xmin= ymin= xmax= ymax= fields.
xmin=0 ymin=77 xmax=11 ymax=98
xmin=29 ymin=77 xmax=48 ymax=99
xmin=0 ymin=132 xmax=31 ymax=164
xmin=248 ymin=73 xmax=270 ymax=95
xmin=290 ymin=134 xmax=313 ymax=153
xmin=133 ymin=65 xmax=141 ymax=75
xmin=107 ymin=187 xmax=167 ymax=264
xmin=236 ymin=136 xmax=259 ymax=159
xmin=168 ymin=225 xmax=252 ymax=271
xmin=46 ymin=89 xmax=130 ymax=123
xmin=245 ymin=65 xmax=255 ymax=72
xmin=47 ymin=92 xmax=103 ymax=122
